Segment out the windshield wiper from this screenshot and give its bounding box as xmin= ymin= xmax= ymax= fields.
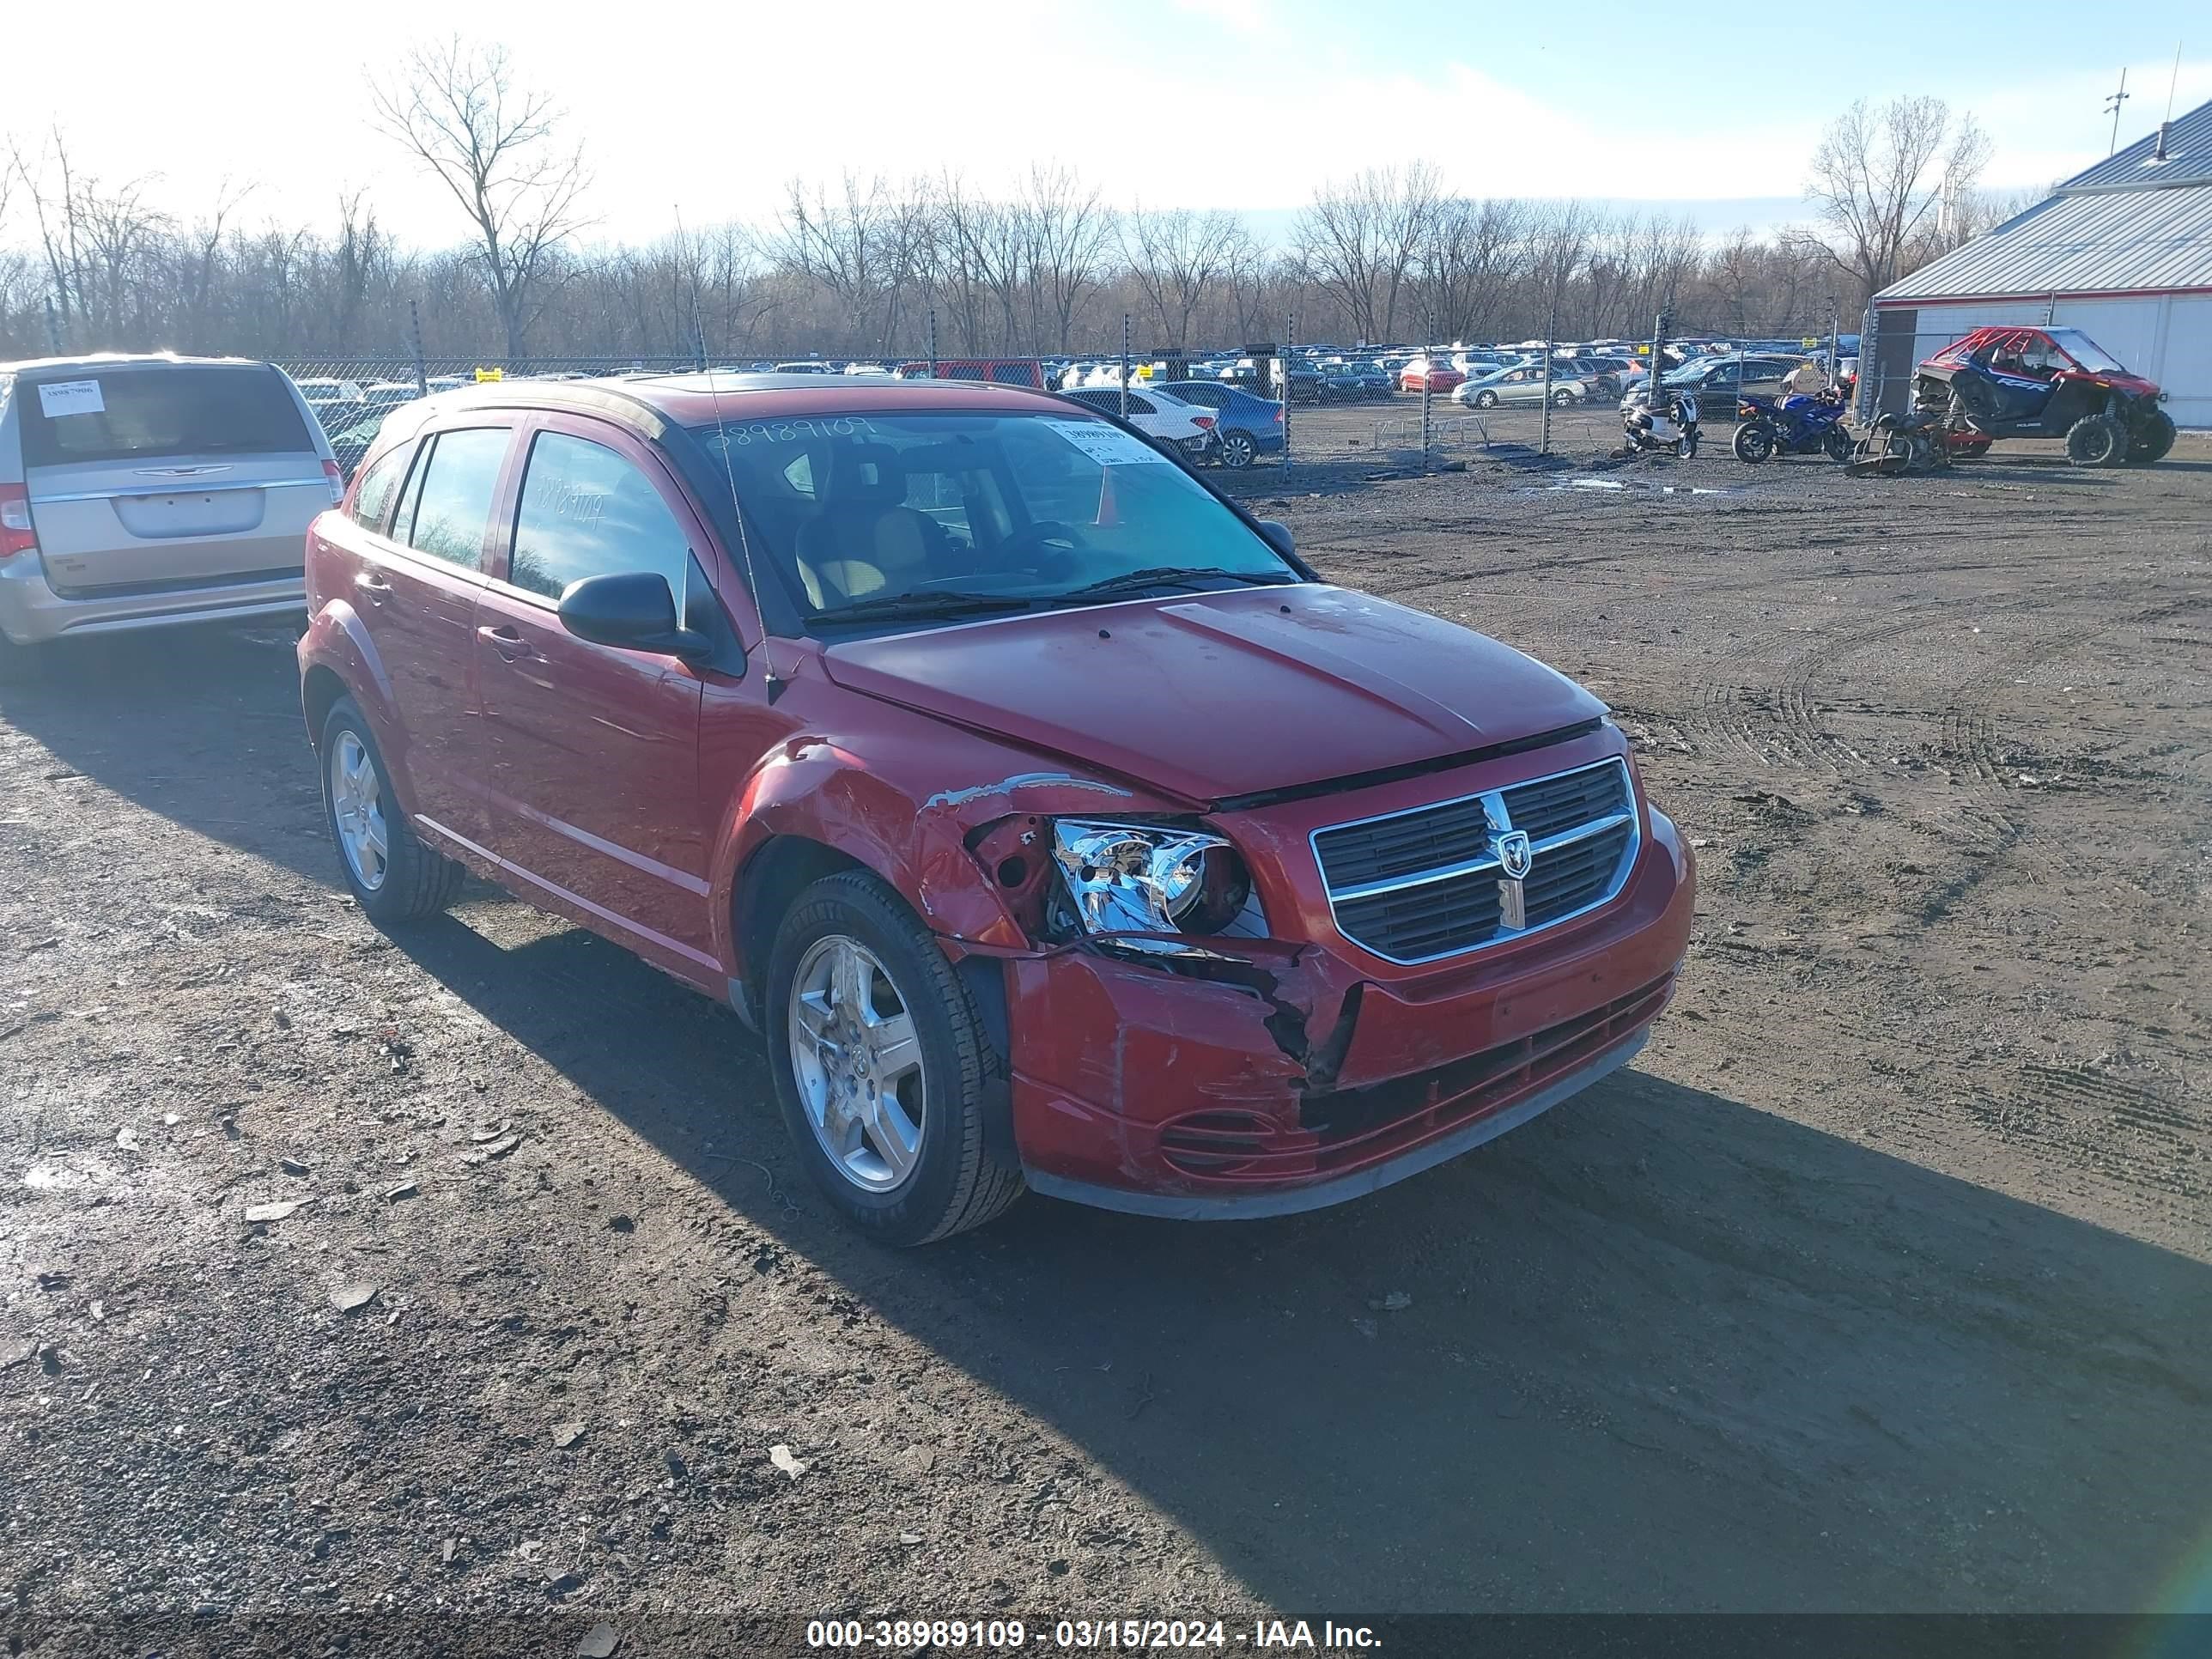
xmin=1053 ymin=566 xmax=1297 ymax=603
xmin=806 ymin=588 xmax=1037 ymax=624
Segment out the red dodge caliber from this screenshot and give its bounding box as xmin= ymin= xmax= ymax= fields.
xmin=297 ymin=375 xmax=1695 ymax=1243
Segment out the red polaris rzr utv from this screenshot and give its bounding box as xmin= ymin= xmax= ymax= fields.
xmin=1914 ymin=325 xmax=2177 ymax=466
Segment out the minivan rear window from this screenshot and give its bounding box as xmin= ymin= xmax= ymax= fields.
xmin=18 ymin=366 xmax=314 ymax=467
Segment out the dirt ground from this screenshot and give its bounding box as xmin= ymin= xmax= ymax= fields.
xmin=3 ymin=405 xmax=2209 ymax=1651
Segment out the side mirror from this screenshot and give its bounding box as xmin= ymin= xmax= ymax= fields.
xmin=557 ymin=571 xmax=708 ymax=659
xmin=1256 ymin=520 xmax=1295 ymax=560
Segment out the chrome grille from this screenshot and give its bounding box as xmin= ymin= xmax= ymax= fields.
xmin=1312 ymin=757 xmax=1638 ymax=964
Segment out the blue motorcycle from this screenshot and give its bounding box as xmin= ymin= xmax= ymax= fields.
xmin=1732 ymin=392 xmax=1853 ymax=463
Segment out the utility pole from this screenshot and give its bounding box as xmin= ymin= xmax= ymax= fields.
xmin=1540 ymin=304 xmax=1557 ymax=458
xmin=1419 ymin=313 xmax=1434 ymax=472
xmin=1120 ymin=313 xmax=1131 ymax=422
xmin=2106 ymin=67 xmax=2130 ymax=155
xmin=409 ymin=300 xmax=428 ymax=397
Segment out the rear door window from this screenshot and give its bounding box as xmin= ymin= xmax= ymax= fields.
xmin=397 ymin=428 xmax=511 ymax=570
xmin=508 ymin=432 xmax=690 ymax=605
xmin=19 ymin=366 xmax=314 ymax=466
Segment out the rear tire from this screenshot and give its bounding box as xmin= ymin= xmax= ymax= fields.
xmin=1218 ymin=428 xmax=1258 ymax=469
xmin=2129 ymin=410 xmax=2177 ymax=465
xmin=768 ymin=870 xmax=1024 ymax=1245
xmin=1732 ymin=422 xmax=1776 ymax=463
xmin=2065 ymin=413 xmax=2126 ymax=467
xmin=319 ymin=696 xmax=464 ymax=925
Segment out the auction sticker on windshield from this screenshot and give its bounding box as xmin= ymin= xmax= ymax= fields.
xmin=1041 ymin=418 xmax=1170 ymax=465
xmin=37 ymin=380 xmax=105 ymax=418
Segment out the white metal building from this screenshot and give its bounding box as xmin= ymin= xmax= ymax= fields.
xmin=1866 ymin=98 xmax=2212 ymax=427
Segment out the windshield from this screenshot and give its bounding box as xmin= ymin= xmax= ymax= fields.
xmin=690 ymin=410 xmax=1297 ymax=623
xmin=2045 ymin=329 xmax=2126 ymax=374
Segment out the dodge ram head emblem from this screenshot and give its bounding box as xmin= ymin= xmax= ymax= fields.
xmin=1493 ymin=829 xmax=1534 ymax=931
xmin=1493 ymin=829 xmax=1534 ymax=880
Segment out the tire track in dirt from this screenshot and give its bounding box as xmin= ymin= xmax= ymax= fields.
xmin=1918 ymin=594 xmax=2212 ymax=901
xmin=1967 ymin=1063 xmax=2207 ymax=1206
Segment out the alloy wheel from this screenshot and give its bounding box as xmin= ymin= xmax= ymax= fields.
xmin=330 ymin=731 xmax=389 ymax=892
xmin=787 ymin=933 xmax=927 ymax=1193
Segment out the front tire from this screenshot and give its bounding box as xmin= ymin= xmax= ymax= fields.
xmin=1733 ymin=422 xmax=1776 ymax=463
xmin=319 ymin=696 xmax=464 ymax=924
xmin=1474 ymin=390 xmax=1498 ymax=409
xmin=2065 ymin=413 xmax=2126 ymax=467
xmin=2129 ymin=410 xmax=2177 ymax=464
xmin=768 ymin=870 xmax=1024 ymax=1245
xmin=1821 ymin=427 xmax=1854 ymax=462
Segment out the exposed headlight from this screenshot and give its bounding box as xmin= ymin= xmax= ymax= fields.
xmin=1049 ymin=820 xmax=1255 ymax=940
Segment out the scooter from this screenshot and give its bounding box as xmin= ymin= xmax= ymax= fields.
xmin=1618 ymin=390 xmax=1686 ymax=457
xmin=1733 ymin=392 xmax=1853 ymax=463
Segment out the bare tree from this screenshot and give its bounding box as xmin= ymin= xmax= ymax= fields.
xmin=773 ymin=173 xmax=898 ymax=353
xmin=1122 ymin=205 xmax=1243 ymax=350
xmin=368 ymin=37 xmax=592 ymax=358
xmin=1024 ymin=167 xmax=1113 ymax=352
xmin=178 ymin=178 xmax=254 ymax=349
xmin=1294 ymin=164 xmax=1442 ymax=342
xmin=330 ymin=189 xmax=390 ymax=351
xmin=1805 ymin=95 xmax=1990 ymax=308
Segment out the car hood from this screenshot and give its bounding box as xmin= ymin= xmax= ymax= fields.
xmin=820 ymin=584 xmax=1607 ymax=805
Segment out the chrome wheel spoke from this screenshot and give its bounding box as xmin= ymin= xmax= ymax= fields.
xmin=860 ymin=1090 xmax=921 ymax=1181
xmin=866 ymin=1012 xmax=922 ymax=1082
xmin=794 ymin=988 xmax=838 ymax=1048
xmin=830 ymin=940 xmax=866 ymax=1018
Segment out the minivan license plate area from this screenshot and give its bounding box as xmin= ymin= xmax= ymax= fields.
xmin=112 ymin=489 xmax=266 ymax=540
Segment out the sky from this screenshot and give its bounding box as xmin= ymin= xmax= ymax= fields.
xmin=7 ymin=0 xmax=2209 ymax=250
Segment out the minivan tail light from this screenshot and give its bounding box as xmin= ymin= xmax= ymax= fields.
xmin=321 ymin=459 xmax=346 ymax=506
xmin=0 ymin=483 xmax=36 ymax=561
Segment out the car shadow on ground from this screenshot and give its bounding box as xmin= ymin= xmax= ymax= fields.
xmin=385 ymin=908 xmax=2212 ymax=1613
xmin=0 ymin=625 xmax=339 ymax=888
xmin=14 ymin=623 xmax=2212 ymax=1613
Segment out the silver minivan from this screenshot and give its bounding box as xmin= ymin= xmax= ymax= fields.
xmin=0 ymin=354 xmax=343 ymax=677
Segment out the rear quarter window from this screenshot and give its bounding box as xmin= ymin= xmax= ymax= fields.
xmin=348 ymin=447 xmax=411 ymax=532
xmin=20 ymin=366 xmax=314 ymax=467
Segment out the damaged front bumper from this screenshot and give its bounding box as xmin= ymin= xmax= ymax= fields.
xmin=1003 ymin=808 xmax=1695 ymax=1218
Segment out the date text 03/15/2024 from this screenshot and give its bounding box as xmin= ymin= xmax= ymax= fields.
xmin=803 ymin=1618 xmax=1382 ymax=1650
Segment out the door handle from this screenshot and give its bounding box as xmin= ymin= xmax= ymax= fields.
xmin=477 ymin=623 xmax=533 ymax=660
xmin=354 ymin=572 xmax=392 ymax=604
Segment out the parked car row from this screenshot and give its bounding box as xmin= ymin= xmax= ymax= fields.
xmin=1057 ymin=381 xmax=1287 ymax=469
